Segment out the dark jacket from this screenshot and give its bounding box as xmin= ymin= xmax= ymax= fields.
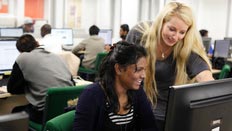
xmin=73 ymin=83 xmax=158 ymax=131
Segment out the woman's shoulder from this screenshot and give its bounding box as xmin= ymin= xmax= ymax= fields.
xmin=82 ymin=82 xmax=105 ymax=97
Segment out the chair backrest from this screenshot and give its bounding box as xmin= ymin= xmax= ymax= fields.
xmin=42 ymin=85 xmax=87 ymax=125
xmin=94 ymin=52 xmax=108 ymax=71
xmin=44 ymin=110 xmax=75 ymax=131
xmin=218 ymin=64 xmax=231 ymax=79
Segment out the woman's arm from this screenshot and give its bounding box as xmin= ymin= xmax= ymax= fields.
xmin=195 ymin=70 xmax=214 ymax=82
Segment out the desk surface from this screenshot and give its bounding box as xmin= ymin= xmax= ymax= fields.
xmin=0 ymin=79 xmax=92 ymax=99
xmin=212 ymin=69 xmax=221 ymax=74
xmin=0 ymin=86 xmax=11 ymax=98
xmin=0 ymin=79 xmax=92 ymax=115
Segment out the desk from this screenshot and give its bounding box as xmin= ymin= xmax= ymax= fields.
xmin=0 ymin=79 xmax=92 ymax=115
xmin=212 ymin=69 xmax=221 ymax=79
xmin=227 ymin=58 xmax=232 ymax=62
xmin=0 ymin=86 xmax=28 ymax=115
xmin=212 ymin=69 xmax=221 ymax=74
xmin=74 ymin=78 xmax=93 ymax=86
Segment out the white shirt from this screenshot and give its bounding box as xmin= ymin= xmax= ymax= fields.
xmin=39 ymin=34 xmax=63 ymax=53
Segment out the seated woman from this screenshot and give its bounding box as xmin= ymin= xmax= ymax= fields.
xmin=73 ymin=41 xmax=157 ymax=130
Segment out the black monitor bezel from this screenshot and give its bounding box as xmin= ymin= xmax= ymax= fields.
xmin=165 ymin=78 xmax=232 ymax=131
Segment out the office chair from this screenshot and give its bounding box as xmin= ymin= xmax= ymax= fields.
xmin=218 ymin=64 xmax=231 ymax=79
xmin=29 ymin=85 xmax=88 ymax=131
xmin=78 ymin=52 xmax=108 ymax=81
xmin=44 ymin=110 xmax=75 ymax=131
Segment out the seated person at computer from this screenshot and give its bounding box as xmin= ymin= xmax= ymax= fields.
xmin=39 ymin=24 xmax=63 ymax=53
xmin=7 ymin=34 xmax=74 ymax=124
xmin=120 ymin=24 xmax=130 ymax=41
xmin=72 ymin=25 xmax=105 ymax=69
xmin=19 ymin=19 xmax=35 ymax=33
xmin=73 ymin=41 xmax=158 ymax=130
xmin=39 ymin=24 xmax=80 ymax=76
xmin=199 ymin=29 xmax=214 ymax=57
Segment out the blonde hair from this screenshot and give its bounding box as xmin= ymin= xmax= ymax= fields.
xmin=140 ymin=2 xmax=212 ymax=107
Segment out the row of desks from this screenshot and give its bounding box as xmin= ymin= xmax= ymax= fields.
xmin=0 ymin=78 xmax=93 ymax=115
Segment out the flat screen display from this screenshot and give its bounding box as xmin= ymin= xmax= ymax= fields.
xmin=98 ymin=29 xmax=112 ymax=45
xmin=51 ymin=28 xmax=73 ymax=45
xmin=0 ymin=28 xmax=23 ymax=38
xmin=213 ymin=40 xmax=230 ymax=58
xmin=0 ymin=40 xmax=19 ymax=73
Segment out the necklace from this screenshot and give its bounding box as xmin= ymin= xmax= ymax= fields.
xmin=159 ymin=44 xmax=172 ymax=59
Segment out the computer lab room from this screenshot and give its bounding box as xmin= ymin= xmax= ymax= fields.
xmin=0 ymin=0 xmax=232 ymax=131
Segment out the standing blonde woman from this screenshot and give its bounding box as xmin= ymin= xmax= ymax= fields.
xmin=126 ymin=2 xmax=214 ymax=131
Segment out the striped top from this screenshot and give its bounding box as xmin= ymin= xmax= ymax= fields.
xmin=108 ymin=106 xmax=134 ymax=125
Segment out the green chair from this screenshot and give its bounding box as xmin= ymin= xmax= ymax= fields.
xmin=44 ymin=110 xmax=75 ymax=131
xmin=78 ymin=52 xmax=108 ymax=81
xmin=29 ymin=85 xmax=88 ymax=131
xmin=218 ymin=64 xmax=231 ymax=79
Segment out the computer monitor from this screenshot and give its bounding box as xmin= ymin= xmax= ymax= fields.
xmin=224 ymin=37 xmax=232 ymax=57
xmin=0 ymin=40 xmax=19 ymax=73
xmin=213 ymin=40 xmax=230 ymax=58
xmin=165 ymin=78 xmax=232 ymax=131
xmin=98 ymin=29 xmax=112 ymax=45
xmin=202 ymin=37 xmax=212 ymax=53
xmin=0 ymin=111 xmax=29 ymax=131
xmin=224 ymin=37 xmax=232 ymax=42
xmin=0 ymin=28 xmax=23 ymax=38
xmin=51 ymin=28 xmax=73 ymax=45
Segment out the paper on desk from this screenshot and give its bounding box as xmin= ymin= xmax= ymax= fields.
xmin=0 ymin=86 xmax=7 ymax=93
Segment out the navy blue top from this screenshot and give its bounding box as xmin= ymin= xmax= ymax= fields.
xmin=73 ymin=83 xmax=158 ymax=131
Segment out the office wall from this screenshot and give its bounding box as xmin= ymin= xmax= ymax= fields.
xmin=2 ymin=0 xmax=232 ymax=41
xmin=197 ymin=0 xmax=228 ymax=40
xmin=228 ymin=0 xmax=232 ymax=37
xmin=167 ymin=0 xmax=231 ymax=40
xmin=25 ymin=0 xmax=44 ymax=19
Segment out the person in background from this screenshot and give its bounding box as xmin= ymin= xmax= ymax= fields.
xmin=20 ymin=19 xmax=35 ymax=33
xmin=199 ymin=29 xmax=208 ymax=37
xmin=73 ymin=41 xmax=158 ymax=131
xmin=39 ymin=24 xmax=63 ymax=53
xmin=120 ymin=24 xmax=130 ymax=41
xmin=39 ymin=24 xmax=80 ymax=76
xmin=199 ymin=29 xmax=214 ymax=57
xmin=126 ymin=2 xmax=214 ymax=131
xmin=105 ymin=24 xmax=130 ymax=52
xmin=7 ymin=34 xmax=74 ymax=124
xmin=72 ymin=25 xmax=105 ymax=69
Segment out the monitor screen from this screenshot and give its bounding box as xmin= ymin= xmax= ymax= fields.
xmin=0 ymin=111 xmax=29 ymax=131
xmin=165 ymin=78 xmax=232 ymax=131
xmin=213 ymin=40 xmax=230 ymax=58
xmin=0 ymin=28 xmax=23 ymax=38
xmin=202 ymin=37 xmax=211 ymax=53
xmin=98 ymin=29 xmax=112 ymax=45
xmin=224 ymin=37 xmax=232 ymax=57
xmin=51 ymin=28 xmax=73 ymax=45
xmin=0 ymin=40 xmax=19 ymax=73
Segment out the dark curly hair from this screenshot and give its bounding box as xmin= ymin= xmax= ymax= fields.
xmin=98 ymin=41 xmax=147 ymax=113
